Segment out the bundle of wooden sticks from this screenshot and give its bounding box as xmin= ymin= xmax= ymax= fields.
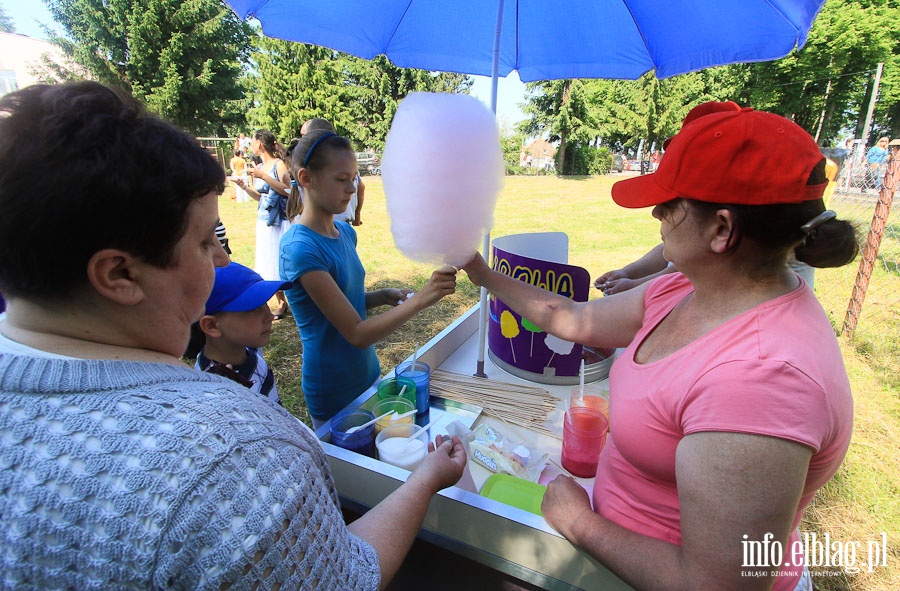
xmin=430 ymin=369 xmax=560 ymax=439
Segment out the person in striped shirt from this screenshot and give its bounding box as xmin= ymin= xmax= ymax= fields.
xmin=195 ymin=262 xmax=290 ymax=403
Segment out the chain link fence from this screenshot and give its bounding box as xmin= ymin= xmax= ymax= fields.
xmin=815 ymin=151 xmax=898 ymax=362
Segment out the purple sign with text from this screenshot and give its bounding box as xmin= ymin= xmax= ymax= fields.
xmin=488 ymin=233 xmax=591 ymax=380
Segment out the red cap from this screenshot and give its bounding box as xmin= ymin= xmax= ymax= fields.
xmin=612 ymin=101 xmax=828 ymax=208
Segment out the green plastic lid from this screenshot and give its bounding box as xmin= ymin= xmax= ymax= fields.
xmin=479 ymin=473 xmax=547 ymax=516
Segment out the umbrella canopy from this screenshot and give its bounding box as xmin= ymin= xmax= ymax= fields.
xmin=226 ymin=0 xmax=826 ymax=376
xmin=225 ymin=0 xmax=824 ymax=81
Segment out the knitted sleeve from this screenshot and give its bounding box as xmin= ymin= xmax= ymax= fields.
xmin=0 ymin=358 xmax=381 ymax=591
xmin=154 ymin=392 xmax=381 ymax=591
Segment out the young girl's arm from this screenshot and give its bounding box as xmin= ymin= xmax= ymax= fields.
xmin=365 ymin=288 xmax=411 ymax=309
xmin=299 ymin=268 xmax=456 ymax=349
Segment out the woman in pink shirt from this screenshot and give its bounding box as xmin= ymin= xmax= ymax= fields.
xmin=463 ymin=101 xmax=858 ymax=591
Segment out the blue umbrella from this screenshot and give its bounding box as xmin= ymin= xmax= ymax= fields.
xmin=225 ymin=0 xmax=825 ymax=376
xmin=225 ymin=0 xmax=824 ymax=82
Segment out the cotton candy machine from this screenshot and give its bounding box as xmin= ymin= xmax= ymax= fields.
xmin=487 ymin=232 xmax=615 ymax=385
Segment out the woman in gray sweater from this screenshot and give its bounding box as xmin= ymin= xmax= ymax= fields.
xmin=0 ymin=81 xmax=466 ymax=591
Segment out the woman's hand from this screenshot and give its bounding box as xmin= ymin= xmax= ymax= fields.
xmin=230 ymin=177 xmax=247 ymax=190
xmin=459 ymin=252 xmax=490 ymax=287
xmin=596 ymin=273 xmax=641 ymax=296
xmin=594 ymin=269 xmax=627 ymax=289
xmin=247 ymin=167 xmax=264 ymax=179
xmin=541 ymin=474 xmax=595 ymax=545
xmin=410 ymin=435 xmax=467 ymax=494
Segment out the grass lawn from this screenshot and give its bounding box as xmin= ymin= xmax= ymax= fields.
xmin=218 ymin=175 xmax=898 ymax=591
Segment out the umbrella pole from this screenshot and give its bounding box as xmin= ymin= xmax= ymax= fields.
xmin=474 ymin=0 xmax=505 ymax=379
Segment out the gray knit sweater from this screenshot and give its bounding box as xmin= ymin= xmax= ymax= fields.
xmin=0 ymin=354 xmax=381 ymax=591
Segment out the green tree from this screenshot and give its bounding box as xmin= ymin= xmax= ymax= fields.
xmin=521 ymin=79 xmax=601 ymax=174
xmin=246 ymin=37 xmax=348 ymax=142
xmin=518 ymin=0 xmax=899 ymax=157
xmin=716 ymin=0 xmax=897 ymax=145
xmin=44 ymin=0 xmax=252 ymax=135
xmin=0 ymin=5 xmax=15 ymax=33
xmin=340 ymin=55 xmax=471 ymax=152
xmin=498 ymin=123 xmax=526 ymax=172
xmin=245 ymin=38 xmax=472 ymax=152
xmin=522 ymin=73 xmax=715 ymax=174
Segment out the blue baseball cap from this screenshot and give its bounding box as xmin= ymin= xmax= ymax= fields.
xmin=205 ymin=262 xmax=292 ymax=315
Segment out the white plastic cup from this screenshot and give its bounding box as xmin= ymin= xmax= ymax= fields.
xmin=376 ymin=424 xmax=429 ymax=471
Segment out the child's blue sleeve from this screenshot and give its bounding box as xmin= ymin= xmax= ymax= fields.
xmin=280 ymin=233 xmax=326 ymax=283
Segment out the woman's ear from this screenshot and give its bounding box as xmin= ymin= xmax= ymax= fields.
xmin=710 ymin=208 xmax=737 ymax=254
xmin=197 ymin=314 xmax=222 ymax=338
xmin=85 ymin=249 xmax=145 ymax=305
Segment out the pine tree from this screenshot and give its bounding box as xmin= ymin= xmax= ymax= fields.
xmin=45 ymin=0 xmax=252 ymax=135
xmin=0 ymin=6 xmax=15 ymax=33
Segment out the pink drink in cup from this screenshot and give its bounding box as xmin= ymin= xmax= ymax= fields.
xmin=561 ymin=406 xmax=609 ymax=478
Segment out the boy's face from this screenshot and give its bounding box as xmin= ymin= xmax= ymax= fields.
xmin=216 ymin=304 xmax=275 ymax=349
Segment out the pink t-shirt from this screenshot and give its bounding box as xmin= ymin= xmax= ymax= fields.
xmin=593 ymin=273 xmax=853 ymax=590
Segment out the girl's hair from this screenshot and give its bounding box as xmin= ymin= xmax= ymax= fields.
xmin=232 ymin=149 xmax=242 ymax=157
xmin=284 ymin=137 xmax=301 ymax=219
xmin=286 ymin=130 xmax=354 ymax=219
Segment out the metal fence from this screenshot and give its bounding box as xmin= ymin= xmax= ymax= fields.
xmin=815 ymin=151 xmax=898 ymax=357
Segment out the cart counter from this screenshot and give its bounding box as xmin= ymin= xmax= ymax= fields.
xmin=316 ymin=305 xmax=634 ymax=591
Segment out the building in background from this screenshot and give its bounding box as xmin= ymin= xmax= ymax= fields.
xmin=0 ymin=32 xmax=69 ymax=97
xmin=520 ymin=138 xmax=556 ymax=171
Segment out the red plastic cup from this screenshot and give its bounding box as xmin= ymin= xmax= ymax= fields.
xmin=561 ymin=406 xmax=609 ymax=478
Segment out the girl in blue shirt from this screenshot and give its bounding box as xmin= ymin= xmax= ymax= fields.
xmin=280 ymin=130 xmax=457 ymax=426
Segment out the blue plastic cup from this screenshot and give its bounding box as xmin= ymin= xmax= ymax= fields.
xmin=396 ymin=361 xmax=431 ymax=415
xmin=330 ymin=409 xmax=376 ymax=457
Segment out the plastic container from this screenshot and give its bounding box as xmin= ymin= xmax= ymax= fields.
xmin=371 ymin=396 xmax=415 ymax=433
xmin=330 ymin=409 xmax=377 ymax=457
xmin=376 ymin=424 xmax=429 ymax=470
xmin=396 ymin=361 xmax=431 ymax=415
xmin=570 ymin=387 xmax=610 ymax=419
xmin=376 ymin=376 xmax=417 ymax=407
xmin=561 ymin=406 xmax=608 ymax=477
xmin=480 ymin=473 xmax=547 ymax=516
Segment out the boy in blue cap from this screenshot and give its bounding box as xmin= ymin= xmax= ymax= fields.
xmin=196 ymin=262 xmax=291 ymax=403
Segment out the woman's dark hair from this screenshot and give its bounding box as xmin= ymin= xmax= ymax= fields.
xmin=685 ymin=161 xmax=858 ymax=275
xmin=285 ymin=130 xmax=354 ymax=219
xmin=253 ymin=129 xmax=285 ymax=160
xmin=0 ymin=81 xmax=225 ymax=300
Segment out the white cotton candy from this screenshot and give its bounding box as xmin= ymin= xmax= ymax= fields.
xmin=382 ymin=92 xmax=504 ymax=267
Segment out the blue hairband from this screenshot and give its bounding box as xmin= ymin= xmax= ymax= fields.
xmin=303 ymin=132 xmax=336 ymax=167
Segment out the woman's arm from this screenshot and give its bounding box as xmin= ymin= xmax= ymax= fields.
xmin=542 ymin=432 xmax=812 ymax=591
xmin=348 ymin=435 xmax=467 ymax=590
xmin=247 ymin=161 xmax=291 ymax=197
xmin=273 ymin=160 xmax=292 ymax=197
xmin=298 ymin=268 xmax=456 ymax=349
xmin=230 ymin=177 xmax=261 ymax=202
xmin=365 ymin=288 xmax=411 ymax=309
xmin=462 ymin=253 xmax=645 ymax=349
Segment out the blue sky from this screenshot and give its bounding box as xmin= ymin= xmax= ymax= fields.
xmin=3 ymin=1 xmax=528 ymax=124
xmin=469 ymin=72 xmax=528 ymax=126
xmin=2 ymin=1 xmax=53 ymax=39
